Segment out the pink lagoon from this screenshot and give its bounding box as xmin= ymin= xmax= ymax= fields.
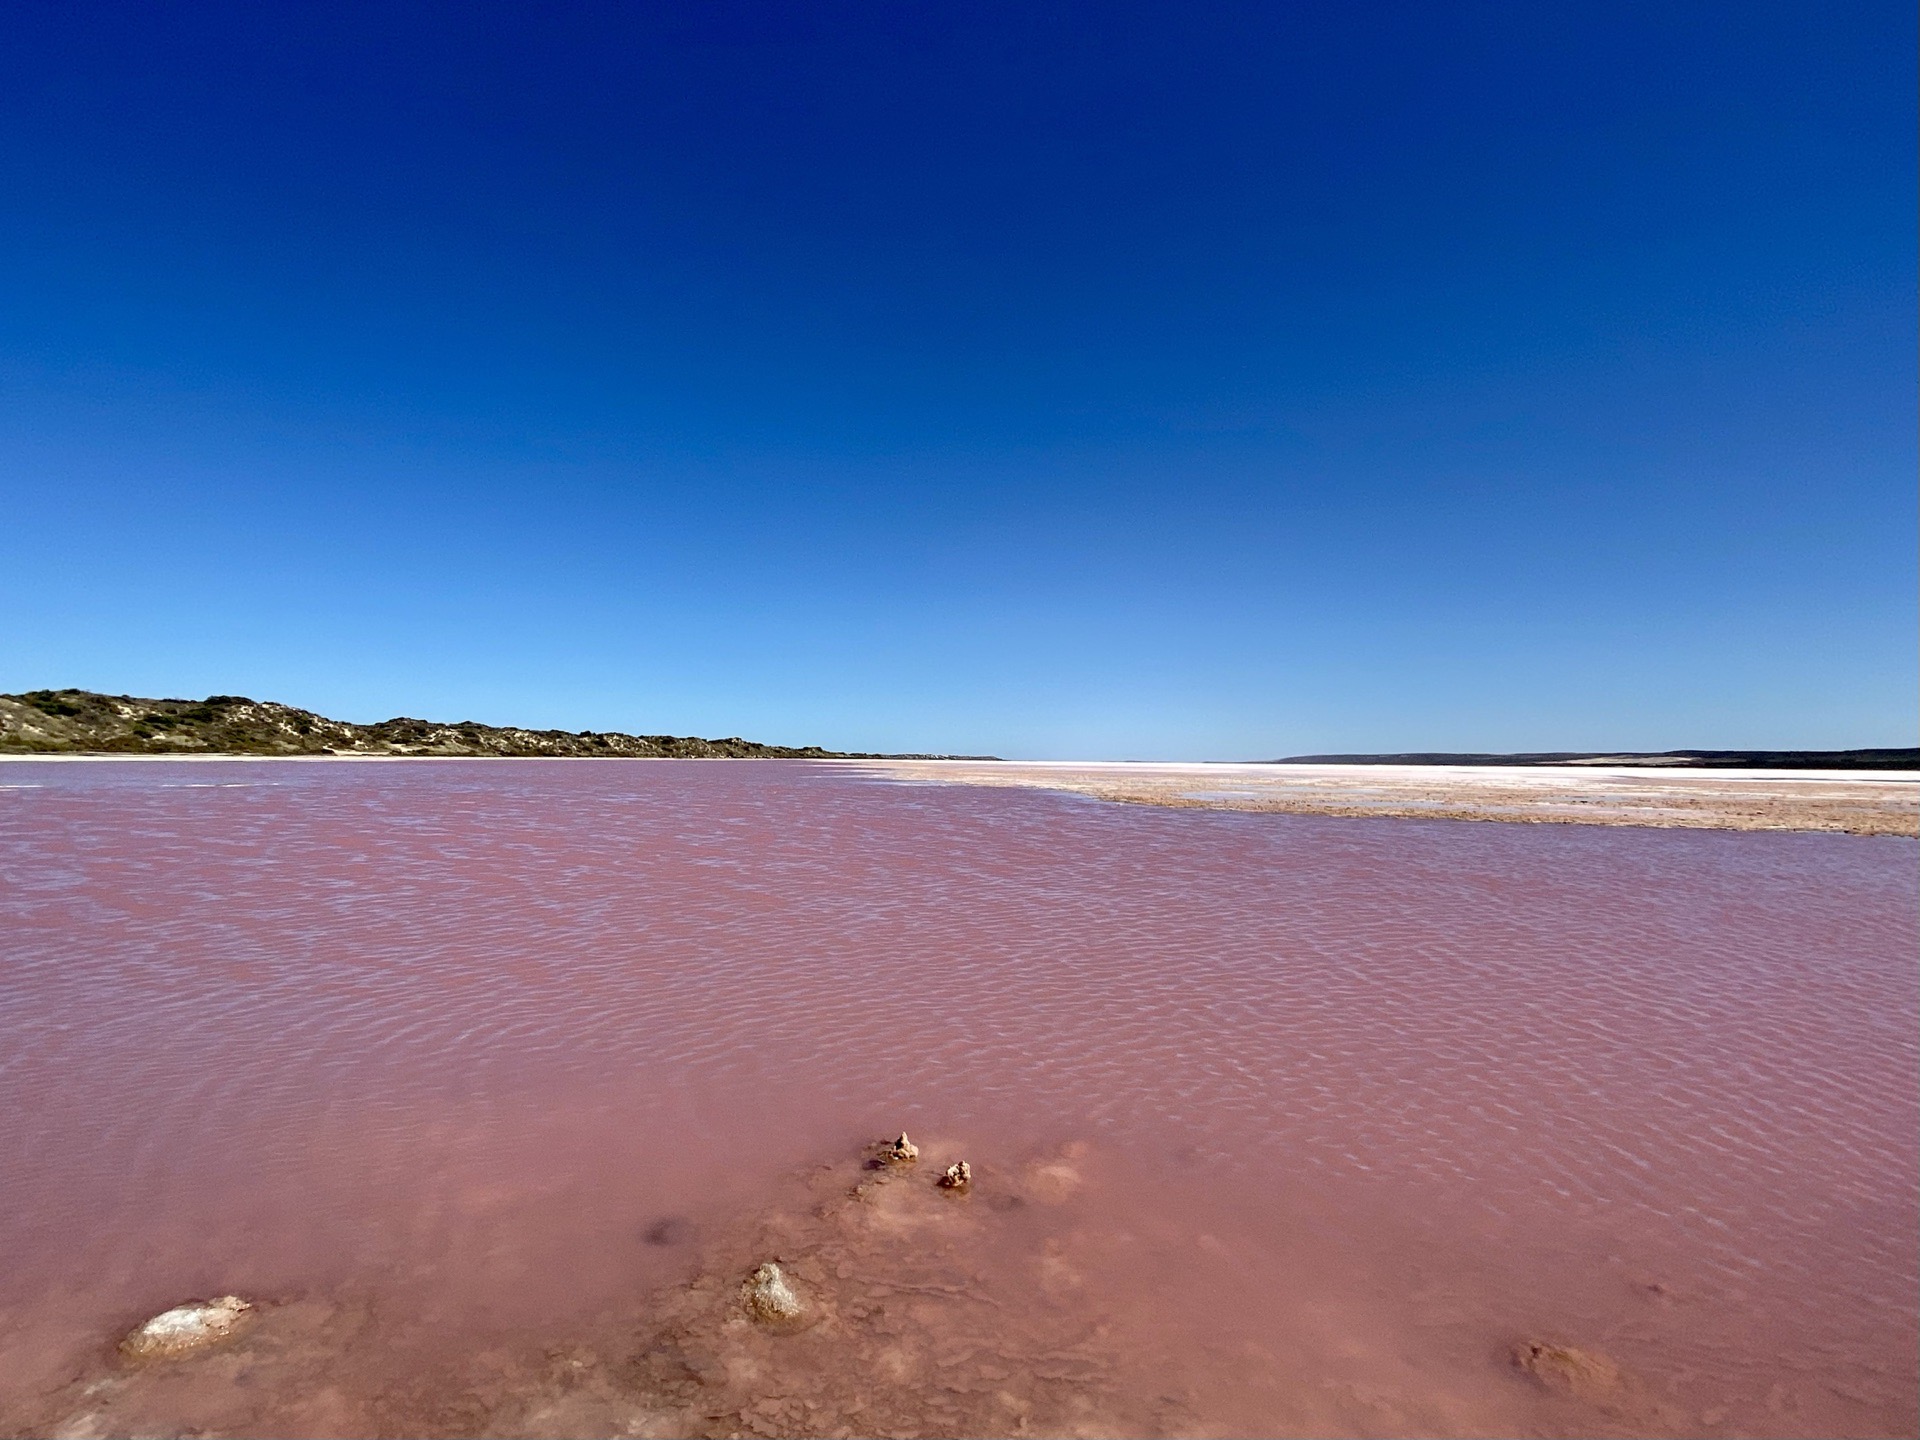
xmin=1 ymin=758 xmax=1915 ymax=1438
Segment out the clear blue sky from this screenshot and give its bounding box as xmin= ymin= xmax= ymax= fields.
xmin=3 ymin=2 xmax=1913 ymax=758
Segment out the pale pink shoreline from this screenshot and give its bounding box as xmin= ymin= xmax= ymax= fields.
xmin=7 ymin=752 xmax=1916 ymax=835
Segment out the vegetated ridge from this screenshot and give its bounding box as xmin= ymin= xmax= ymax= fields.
xmin=1271 ymin=748 xmax=1920 ymax=771
xmin=0 ymin=690 xmax=962 ymax=759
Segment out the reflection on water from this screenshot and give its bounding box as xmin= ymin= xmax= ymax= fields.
xmin=1 ymin=760 xmax=1914 ymax=1437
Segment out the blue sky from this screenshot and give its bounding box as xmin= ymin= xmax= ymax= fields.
xmin=3 ymin=2 xmax=1913 ymax=758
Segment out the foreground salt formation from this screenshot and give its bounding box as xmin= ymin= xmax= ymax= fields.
xmin=118 ymin=1297 xmax=253 ymax=1361
xmin=19 ymin=1133 xmax=1671 ymax=1439
xmin=1512 ymin=1339 xmax=1625 ymax=1401
xmin=612 ymin=1133 xmax=1162 ymax=1438
xmin=743 ymin=1262 xmax=806 ymax=1326
xmin=24 ymin=1133 xmax=1153 ymax=1439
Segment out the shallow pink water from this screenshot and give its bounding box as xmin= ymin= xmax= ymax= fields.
xmin=1 ymin=759 xmax=1915 ymax=1436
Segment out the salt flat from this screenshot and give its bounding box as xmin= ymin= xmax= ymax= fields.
xmin=845 ymin=759 xmax=1920 ymax=836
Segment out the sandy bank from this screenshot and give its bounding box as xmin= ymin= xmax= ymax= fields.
xmin=840 ymin=760 xmax=1920 ymax=837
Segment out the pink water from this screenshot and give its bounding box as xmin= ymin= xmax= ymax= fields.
xmin=1 ymin=759 xmax=1914 ymax=1437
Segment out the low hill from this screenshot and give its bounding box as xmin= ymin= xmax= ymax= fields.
xmin=0 ymin=689 xmax=882 ymax=759
xmin=1271 ymin=748 xmax=1920 ymax=771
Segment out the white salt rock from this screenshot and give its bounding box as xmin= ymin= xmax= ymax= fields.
xmin=119 ymin=1296 xmax=253 ymax=1360
xmin=744 ymin=1262 xmax=803 ymax=1323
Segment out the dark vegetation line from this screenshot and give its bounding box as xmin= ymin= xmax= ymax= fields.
xmin=0 ymin=689 xmax=989 ymax=760
xmin=1272 ymin=749 xmax=1920 ymax=771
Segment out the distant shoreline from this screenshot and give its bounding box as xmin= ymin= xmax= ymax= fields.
xmin=5 ymin=689 xmax=1908 ymax=775
xmin=7 ymin=753 xmax=1915 ymax=782
xmin=7 ymin=752 xmax=1915 ymax=835
xmin=1270 ymin=748 xmax=1920 ymax=771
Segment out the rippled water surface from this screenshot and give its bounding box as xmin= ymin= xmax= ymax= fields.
xmin=1 ymin=760 xmax=1915 ymax=1437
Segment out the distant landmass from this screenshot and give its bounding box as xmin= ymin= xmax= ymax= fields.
xmin=0 ymin=690 xmax=980 ymax=760
xmin=1271 ymin=749 xmax=1920 ymax=771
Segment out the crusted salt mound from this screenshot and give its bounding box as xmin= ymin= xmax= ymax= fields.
xmin=744 ymin=1262 xmax=805 ymax=1325
xmin=619 ymin=1136 xmax=1172 ymax=1438
xmin=1512 ymin=1339 xmax=1623 ymax=1400
xmin=119 ymin=1296 xmax=253 ymax=1361
xmin=937 ymin=1160 xmax=972 ymax=1192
